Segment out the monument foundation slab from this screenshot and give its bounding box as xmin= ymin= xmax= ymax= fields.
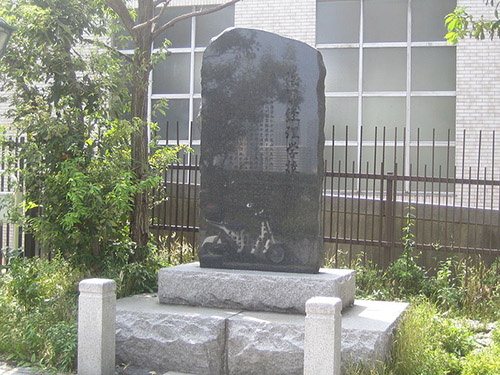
xmin=116 ymin=295 xmax=408 ymax=375
xmin=158 ymin=262 xmax=355 ymax=314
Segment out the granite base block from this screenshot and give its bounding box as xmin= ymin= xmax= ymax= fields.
xmin=158 ymin=263 xmax=355 ymax=314
xmin=116 ymin=295 xmax=408 ymax=375
xmin=116 ymin=295 xmax=238 ymax=375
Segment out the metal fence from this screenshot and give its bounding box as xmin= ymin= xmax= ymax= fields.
xmin=151 ymin=124 xmax=500 ymax=268
xmin=4 ymin=124 xmax=500 ymax=270
xmin=0 ymin=136 xmax=25 ymax=266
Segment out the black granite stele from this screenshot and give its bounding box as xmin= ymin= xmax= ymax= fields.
xmin=199 ymin=28 xmax=326 ymax=273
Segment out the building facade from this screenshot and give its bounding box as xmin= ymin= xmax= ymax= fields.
xmin=135 ymin=0 xmax=499 ymax=186
xmin=2 ymin=0 xmax=499 ymax=188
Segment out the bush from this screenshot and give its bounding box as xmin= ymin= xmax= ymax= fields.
xmin=391 ymin=300 xmax=477 ymax=375
xmin=100 ymin=242 xmax=171 ymax=298
xmin=462 ymin=346 xmax=500 ymax=375
xmin=0 ymin=256 xmax=80 ymax=371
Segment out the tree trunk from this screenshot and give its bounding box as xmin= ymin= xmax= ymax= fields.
xmin=106 ymin=0 xmax=240 ymax=250
xmin=130 ymin=0 xmax=154 ymax=248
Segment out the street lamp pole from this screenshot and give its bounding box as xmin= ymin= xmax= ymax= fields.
xmin=0 ymin=18 xmax=14 ymax=58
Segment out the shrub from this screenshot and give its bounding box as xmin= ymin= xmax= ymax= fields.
xmin=0 ymin=256 xmax=80 ymax=371
xmin=100 ymin=242 xmax=171 ymax=298
xmin=391 ymin=300 xmax=477 ymax=375
xmin=462 ymin=346 xmax=500 ymax=375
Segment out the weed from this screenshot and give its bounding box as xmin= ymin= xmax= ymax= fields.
xmin=0 ymin=256 xmax=80 ymax=372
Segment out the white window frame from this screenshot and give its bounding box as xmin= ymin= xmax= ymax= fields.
xmin=317 ymin=0 xmax=457 ymax=176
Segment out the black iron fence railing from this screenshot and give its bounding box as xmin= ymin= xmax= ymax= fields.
xmin=3 ymin=124 xmax=500 ymax=270
xmin=151 ymin=124 xmax=500 ymax=268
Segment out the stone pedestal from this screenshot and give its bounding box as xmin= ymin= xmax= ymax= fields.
xmin=116 ymin=264 xmax=407 ymax=374
xmin=116 ymin=295 xmax=408 ymax=375
xmin=78 ymin=279 xmax=116 ymax=375
xmin=304 ymin=297 xmax=342 ymax=375
xmin=158 ymin=262 xmax=355 ymax=314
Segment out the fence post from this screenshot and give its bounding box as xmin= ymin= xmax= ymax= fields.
xmin=384 ymin=172 xmax=395 ymax=268
xmin=304 ymin=296 xmax=342 ymax=375
xmin=78 ymin=278 xmax=116 ymax=375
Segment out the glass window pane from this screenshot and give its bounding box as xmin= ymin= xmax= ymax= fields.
xmin=410 ymin=97 xmax=456 ymax=141
xmin=152 ymin=99 xmax=189 ymax=142
xmin=194 ymin=52 xmax=203 ymax=94
xmin=410 ymin=146 xmax=455 ymax=177
xmin=363 ymin=97 xmax=406 ymax=141
xmin=322 ymin=49 xmax=359 ymax=92
xmin=325 ymin=97 xmax=358 ymax=141
xmin=364 ymin=0 xmax=407 ymax=43
xmin=412 ymin=0 xmax=456 ymax=42
xmin=152 ymin=53 xmax=191 ymax=94
xmin=362 ymin=146 xmax=400 ymax=175
xmin=363 ymin=48 xmax=406 ymax=91
xmin=317 ymin=0 xmax=360 ymax=44
xmin=195 ymin=5 xmax=234 ymax=47
xmin=324 ymin=145 xmax=358 ymax=176
xmin=154 ymin=6 xmax=192 ymax=48
xmin=412 ymin=47 xmax=456 ymax=91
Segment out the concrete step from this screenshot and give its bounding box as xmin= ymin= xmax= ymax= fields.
xmin=116 ymin=295 xmax=407 ymax=375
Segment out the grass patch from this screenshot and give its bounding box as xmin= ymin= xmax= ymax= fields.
xmin=0 ymin=239 xmax=190 ymax=371
xmin=0 ymin=256 xmax=81 ymax=371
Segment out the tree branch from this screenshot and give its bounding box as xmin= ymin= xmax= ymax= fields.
xmin=106 ymin=0 xmax=137 ymax=38
xmin=83 ymin=38 xmax=134 ymax=63
xmin=154 ymin=0 xmax=171 ymax=7
xmin=152 ymin=0 xmax=241 ymax=40
xmin=134 ymin=0 xmax=171 ymax=32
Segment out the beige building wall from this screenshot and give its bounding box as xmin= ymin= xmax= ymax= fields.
xmin=234 ymin=0 xmax=316 ymax=46
xmin=456 ymin=0 xmax=500 ymax=207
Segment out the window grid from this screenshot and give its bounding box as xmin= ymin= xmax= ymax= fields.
xmin=317 ymin=0 xmax=457 ymax=176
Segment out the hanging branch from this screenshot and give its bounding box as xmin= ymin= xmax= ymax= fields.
xmin=132 ymin=0 xmax=172 ymax=32
xmin=106 ymin=0 xmax=137 ymax=38
xmin=152 ymin=0 xmax=241 ymax=39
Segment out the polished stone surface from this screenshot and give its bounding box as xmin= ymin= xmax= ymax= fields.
xmin=199 ymin=28 xmax=326 ymax=273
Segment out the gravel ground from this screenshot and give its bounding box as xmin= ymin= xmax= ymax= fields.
xmin=0 ymin=362 xmax=191 ymax=375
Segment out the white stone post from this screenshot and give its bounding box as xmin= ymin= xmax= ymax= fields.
xmin=78 ymin=278 xmax=116 ymax=375
xmin=304 ymin=296 xmax=342 ymax=375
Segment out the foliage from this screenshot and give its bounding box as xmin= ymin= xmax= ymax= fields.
xmin=462 ymin=345 xmax=500 ymax=375
xmin=106 ymin=0 xmax=240 ymax=246
xmin=334 ymin=215 xmax=500 ymax=375
xmin=0 ymin=0 xmax=184 ymax=270
xmin=392 ymin=301 xmax=471 ymax=375
xmin=386 ymin=212 xmax=426 ymax=297
xmin=0 ymin=256 xmax=80 ymax=371
xmin=100 ymin=241 xmax=171 ymax=298
xmin=445 ymin=1 xmax=500 ymax=44
xmin=331 ymin=210 xmax=500 ymax=321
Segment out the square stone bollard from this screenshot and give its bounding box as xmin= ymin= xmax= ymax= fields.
xmin=78 ymin=278 xmax=116 ymax=375
xmin=304 ymin=296 xmax=342 ymax=375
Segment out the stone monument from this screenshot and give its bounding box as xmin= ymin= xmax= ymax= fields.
xmin=116 ymin=29 xmax=408 ymax=375
xmin=199 ymin=27 xmax=326 ymax=273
